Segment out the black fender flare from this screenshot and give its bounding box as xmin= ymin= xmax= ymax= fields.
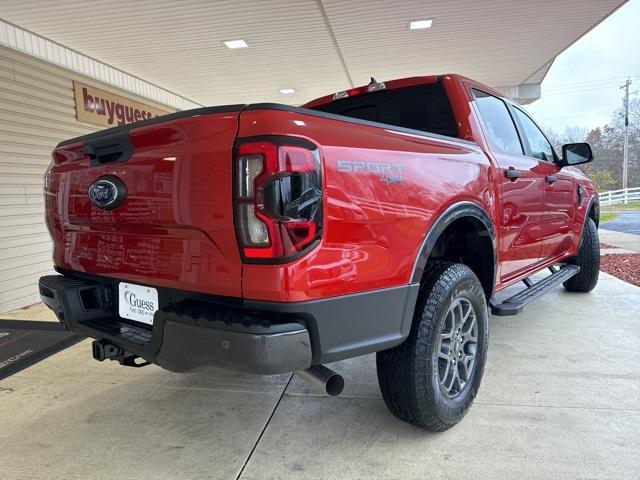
xmin=584 ymin=195 xmax=599 ymax=228
xmin=410 ymin=201 xmax=497 ymax=291
xmin=577 ymin=195 xmax=599 ymax=250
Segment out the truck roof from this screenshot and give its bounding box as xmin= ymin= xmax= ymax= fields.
xmin=302 ymin=73 xmax=508 ymax=109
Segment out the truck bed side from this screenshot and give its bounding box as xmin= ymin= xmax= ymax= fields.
xmin=237 ymin=105 xmax=494 ymax=302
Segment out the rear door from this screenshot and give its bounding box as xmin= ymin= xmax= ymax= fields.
xmin=471 ymin=89 xmax=546 ymax=281
xmin=510 ymin=106 xmax=576 ymax=261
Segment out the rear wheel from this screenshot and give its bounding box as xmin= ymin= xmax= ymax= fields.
xmin=376 ymin=262 xmax=489 ymax=431
xmin=563 ymin=218 xmax=599 ymax=292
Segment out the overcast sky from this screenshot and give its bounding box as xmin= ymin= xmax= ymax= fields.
xmin=525 ymin=0 xmax=640 ymax=134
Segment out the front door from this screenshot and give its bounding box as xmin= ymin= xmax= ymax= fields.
xmin=510 ymin=107 xmax=576 ymax=261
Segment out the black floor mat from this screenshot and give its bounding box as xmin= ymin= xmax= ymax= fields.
xmin=0 ymin=320 xmax=83 ymax=381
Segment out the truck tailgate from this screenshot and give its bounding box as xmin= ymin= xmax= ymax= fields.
xmin=46 ymin=107 xmax=244 ymax=297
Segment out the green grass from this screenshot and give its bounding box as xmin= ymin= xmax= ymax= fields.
xmin=601 ymin=200 xmax=640 ymax=212
xmin=600 ymin=212 xmax=619 ymax=223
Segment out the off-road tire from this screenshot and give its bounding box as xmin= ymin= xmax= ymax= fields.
xmin=563 ymin=218 xmax=600 ymax=292
xmin=376 ymin=262 xmax=489 ymax=431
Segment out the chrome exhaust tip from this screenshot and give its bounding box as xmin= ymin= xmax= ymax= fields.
xmin=296 ymin=365 xmax=344 ymax=397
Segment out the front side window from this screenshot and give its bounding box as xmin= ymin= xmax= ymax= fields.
xmin=472 ymin=89 xmax=523 ymax=155
xmin=512 ymin=108 xmax=555 ymax=162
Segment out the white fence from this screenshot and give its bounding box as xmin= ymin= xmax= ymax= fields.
xmin=599 ymin=187 xmax=640 ymax=205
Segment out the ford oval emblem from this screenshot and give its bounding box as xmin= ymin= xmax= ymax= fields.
xmin=88 ymin=176 xmax=127 ymax=210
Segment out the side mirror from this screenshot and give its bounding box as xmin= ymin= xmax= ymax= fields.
xmin=561 ymin=143 xmax=593 ymax=167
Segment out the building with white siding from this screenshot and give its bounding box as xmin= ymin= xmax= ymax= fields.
xmin=0 ymin=34 xmax=196 ymax=311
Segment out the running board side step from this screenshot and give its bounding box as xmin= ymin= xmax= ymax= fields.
xmin=490 ymin=265 xmax=580 ymax=316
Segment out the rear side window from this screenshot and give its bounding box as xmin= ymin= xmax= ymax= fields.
xmin=311 ymin=83 xmax=458 ymax=138
xmin=472 ymin=89 xmax=523 ymax=155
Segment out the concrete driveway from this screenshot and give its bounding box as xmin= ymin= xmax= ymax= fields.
xmin=1 ymin=272 xmax=639 ymax=480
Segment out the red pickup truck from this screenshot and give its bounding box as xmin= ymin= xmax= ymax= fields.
xmin=40 ymin=74 xmax=600 ymax=431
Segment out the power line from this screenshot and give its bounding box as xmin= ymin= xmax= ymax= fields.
xmin=540 ymin=77 xmax=640 ymax=97
xmin=542 ymin=75 xmax=640 ymax=93
xmin=538 ymin=112 xmax=613 ymax=121
xmin=534 ymin=75 xmax=639 ymax=126
xmin=542 ymin=79 xmax=640 ymax=96
xmin=542 ymin=85 xmax=626 ymax=97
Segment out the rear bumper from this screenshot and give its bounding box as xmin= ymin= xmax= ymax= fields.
xmin=39 ymin=272 xmax=419 ymax=375
xmin=39 ymin=275 xmax=311 ymax=374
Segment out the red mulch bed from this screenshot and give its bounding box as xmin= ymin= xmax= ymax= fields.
xmin=600 ymin=253 xmax=640 ymax=286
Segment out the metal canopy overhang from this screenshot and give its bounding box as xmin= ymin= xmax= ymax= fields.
xmin=0 ymin=0 xmax=628 ymax=107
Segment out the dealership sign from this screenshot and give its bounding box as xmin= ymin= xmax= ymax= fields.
xmin=72 ymin=81 xmax=170 ymax=127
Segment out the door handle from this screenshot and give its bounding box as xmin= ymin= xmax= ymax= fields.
xmin=545 ymin=175 xmax=558 ymax=184
xmin=505 ymin=168 xmax=521 ymax=181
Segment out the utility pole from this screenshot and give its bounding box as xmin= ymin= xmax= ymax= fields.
xmin=620 ymin=78 xmax=631 ymax=198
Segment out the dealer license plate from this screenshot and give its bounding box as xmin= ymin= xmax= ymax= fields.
xmin=118 ymin=282 xmax=158 ymax=325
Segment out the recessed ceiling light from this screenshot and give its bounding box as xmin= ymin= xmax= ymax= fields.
xmin=279 ymin=88 xmax=296 ymax=95
xmin=223 ymin=39 xmax=248 ymax=49
xmin=409 ymin=19 xmax=433 ymax=30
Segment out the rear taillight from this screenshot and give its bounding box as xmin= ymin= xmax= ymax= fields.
xmin=234 ymin=138 xmax=323 ymax=262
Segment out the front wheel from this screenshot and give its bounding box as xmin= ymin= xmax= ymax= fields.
xmin=376 ymin=262 xmax=489 ymax=431
xmin=563 ymin=218 xmax=600 ymax=292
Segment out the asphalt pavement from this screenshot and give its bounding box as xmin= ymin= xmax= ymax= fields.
xmin=601 ymin=211 xmax=640 ymax=235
